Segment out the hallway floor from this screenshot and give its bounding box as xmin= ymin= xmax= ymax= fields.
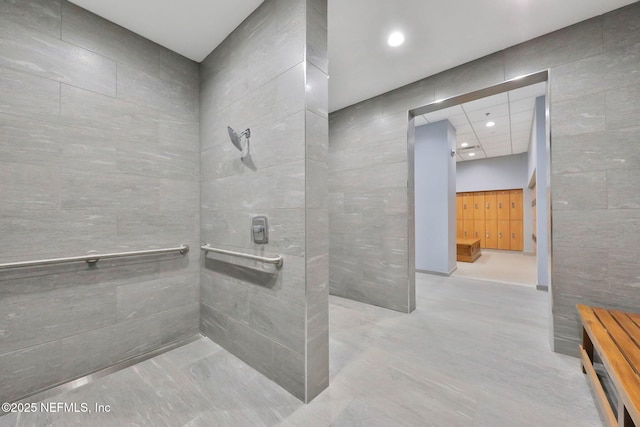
xmin=452 ymin=249 xmax=538 ymax=287
xmin=2 ymin=274 xmax=600 ymax=427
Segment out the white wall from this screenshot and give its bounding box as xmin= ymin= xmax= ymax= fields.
xmin=415 ymin=120 xmax=457 ymax=275
xmin=532 ymin=96 xmax=550 ymax=287
xmin=456 ymin=153 xmax=534 ymax=253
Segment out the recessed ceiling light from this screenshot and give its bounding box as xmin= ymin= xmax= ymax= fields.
xmin=388 ymin=31 xmax=405 ymax=47
xmin=461 ymin=142 xmax=469 ymax=147
xmin=468 ymin=152 xmax=476 ymax=157
xmin=486 ymin=121 xmax=496 ymax=127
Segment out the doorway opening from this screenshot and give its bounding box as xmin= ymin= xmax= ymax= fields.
xmin=408 ymin=71 xmax=551 ymax=291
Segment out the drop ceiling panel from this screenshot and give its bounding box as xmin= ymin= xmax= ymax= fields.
xmin=448 ymin=114 xmax=471 ymax=128
xmin=510 ymin=121 xmax=532 ymax=132
xmin=417 ymin=81 xmax=546 ymax=162
xmin=452 ymin=124 xmax=475 ymax=136
xmin=466 ymin=104 xmax=510 ymax=123
xmin=510 ymin=110 xmax=535 ymax=124
xmin=510 ymin=97 xmax=537 ymax=114
xmin=423 ymin=105 xmax=464 ymax=122
xmin=509 ymin=82 xmax=547 ymax=101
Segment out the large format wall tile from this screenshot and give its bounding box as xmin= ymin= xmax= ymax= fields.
xmin=606 ymin=82 xmax=640 ymax=130
xmin=60 ymin=84 xmax=159 ymax=140
xmin=0 ymin=0 xmax=199 ymax=402
xmin=432 ymin=53 xmax=505 ymax=101
xmin=551 ymin=171 xmax=607 ymax=210
xmin=551 ymin=92 xmax=606 ymax=136
xmin=0 ymin=283 xmax=116 ymax=355
xmin=0 ymin=67 xmax=60 ymax=120
xmin=0 ymin=303 xmax=199 ymax=404
xmin=116 ymin=272 xmax=199 ymax=321
xmin=0 ymin=162 xmax=60 ymax=210
xmin=602 ymin=3 xmax=640 ymax=52
xmin=0 ymin=16 xmax=116 ymax=96
xmin=200 ymin=0 xmax=328 ymax=402
xmin=550 ymin=41 xmax=640 ymax=102
xmin=607 ymin=169 xmax=640 ymax=209
xmin=60 ymin=1 xmax=161 ymax=77
xmin=117 ymin=62 xmax=198 ymax=121
xmin=504 ymin=18 xmax=603 ymax=80
xmin=551 ymin=127 xmax=640 ymax=174
xmin=0 ymin=209 xmax=118 ymax=259
xmin=0 ymin=0 xmax=61 ymax=38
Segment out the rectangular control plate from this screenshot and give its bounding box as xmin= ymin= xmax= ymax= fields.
xmin=252 ymin=216 xmax=268 ymax=244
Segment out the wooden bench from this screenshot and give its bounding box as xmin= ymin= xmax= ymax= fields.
xmin=456 ymin=238 xmax=481 ymax=263
xmin=577 ymin=304 xmax=640 ymax=426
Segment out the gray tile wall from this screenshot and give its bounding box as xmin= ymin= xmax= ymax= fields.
xmin=0 ymin=0 xmax=200 ymax=403
xmin=199 ymin=0 xmax=328 ymax=402
xmin=328 ymin=2 xmax=640 ymax=355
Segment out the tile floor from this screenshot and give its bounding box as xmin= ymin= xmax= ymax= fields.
xmin=452 ymin=249 xmax=538 ymax=287
xmin=1 ymin=274 xmax=601 ymax=427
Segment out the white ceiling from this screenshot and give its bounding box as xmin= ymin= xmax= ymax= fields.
xmin=69 ymin=0 xmax=636 ymax=112
xmin=416 ymin=82 xmax=546 ymax=162
xmin=68 ymin=0 xmax=264 ymax=62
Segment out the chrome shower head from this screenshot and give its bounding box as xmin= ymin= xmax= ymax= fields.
xmin=227 ymin=126 xmax=243 ymax=151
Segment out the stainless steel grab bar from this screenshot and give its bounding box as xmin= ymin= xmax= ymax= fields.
xmin=201 ymin=244 xmax=283 ymax=268
xmin=0 ymin=244 xmax=190 ymax=270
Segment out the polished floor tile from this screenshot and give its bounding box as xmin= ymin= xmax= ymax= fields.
xmin=452 ymin=249 xmax=537 ymax=287
xmin=2 ymin=273 xmax=601 ymax=426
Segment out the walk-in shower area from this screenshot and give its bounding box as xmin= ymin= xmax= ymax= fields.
xmin=2 ymin=0 xmax=640 ymax=425
xmin=1 ymin=0 xmax=329 ymax=416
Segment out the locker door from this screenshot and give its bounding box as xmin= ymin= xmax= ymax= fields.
xmin=497 ymin=220 xmax=510 ymax=250
xmin=474 ymin=219 xmax=486 ymax=248
xmin=473 ymin=192 xmax=485 ymax=221
xmin=462 ymin=193 xmax=474 ymax=221
xmin=497 ymin=190 xmax=510 ymax=221
xmin=456 ymin=193 xmax=463 ymax=221
xmin=456 ymin=220 xmax=464 ymax=239
xmin=463 ymin=220 xmax=474 ymax=240
xmin=485 ymin=192 xmax=497 ymax=221
xmin=510 ymin=189 xmax=523 ymax=221
xmin=485 ymin=220 xmax=497 ymax=249
xmin=510 ymin=220 xmax=523 ymax=251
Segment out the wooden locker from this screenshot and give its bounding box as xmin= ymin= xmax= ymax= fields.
xmin=485 ymin=219 xmax=497 ymax=249
xmin=497 ymin=190 xmax=510 ymax=221
xmin=462 ymin=193 xmax=474 ymax=221
xmin=509 ymin=189 xmax=523 ymax=221
xmin=473 ymin=192 xmax=485 ymax=221
xmin=456 ymin=193 xmax=463 ymax=221
xmin=497 ymin=220 xmax=510 ymax=250
xmin=510 ymin=220 xmax=523 ymax=251
xmin=473 ymin=219 xmax=486 ymax=248
xmin=456 ymin=220 xmax=464 ymax=239
xmin=485 ymin=191 xmax=497 ymax=221
xmin=462 ymin=220 xmax=474 ymax=240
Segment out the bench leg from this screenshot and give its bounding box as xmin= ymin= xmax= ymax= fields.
xmin=582 ymin=326 xmax=594 ymax=375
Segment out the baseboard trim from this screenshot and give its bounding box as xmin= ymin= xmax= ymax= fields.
xmin=536 ymin=284 xmax=549 ymax=292
xmin=416 ymin=266 xmax=457 ymax=277
xmin=5 ymin=334 xmax=202 ymax=410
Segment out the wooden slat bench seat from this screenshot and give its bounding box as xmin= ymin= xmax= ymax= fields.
xmin=577 ymin=304 xmax=640 ymax=427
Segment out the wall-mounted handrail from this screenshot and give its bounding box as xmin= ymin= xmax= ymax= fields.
xmin=0 ymin=244 xmax=190 ymax=270
xmin=201 ymin=244 xmax=283 ymax=268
